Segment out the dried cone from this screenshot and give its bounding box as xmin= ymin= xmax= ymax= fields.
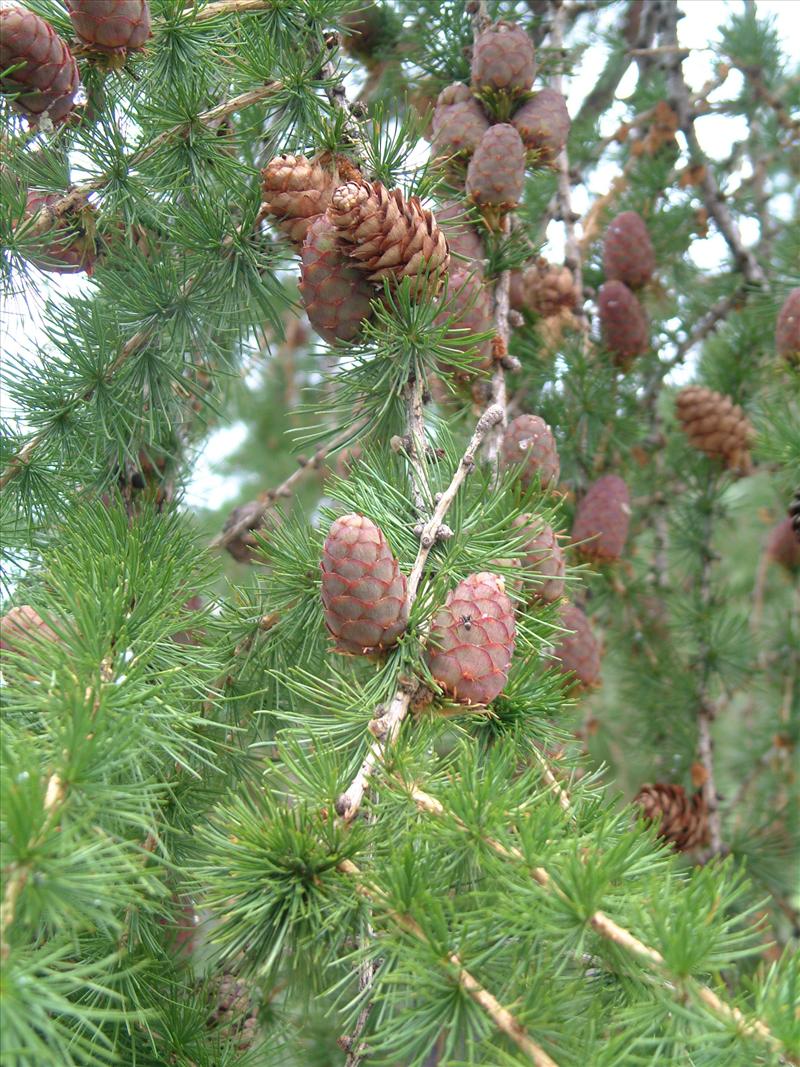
xmin=511 ymin=89 xmax=570 ymax=164
xmin=222 ymin=502 xmax=264 ymax=565
xmin=66 ymin=1 xmax=151 ymax=56
xmin=206 ymin=971 xmax=259 ymax=1053
xmin=321 ymin=514 xmax=408 ymax=655
xmin=0 ymin=5 xmax=79 ymax=125
xmin=431 ymin=83 xmax=490 ymax=156
xmin=22 ymin=190 xmax=97 ymax=275
xmin=466 ymin=124 xmax=526 ymax=211
xmin=775 ymin=287 xmax=800 ymax=365
xmin=471 ymin=21 xmax=536 ymax=94
xmin=0 ymin=605 xmax=59 ymax=653
xmin=512 ymin=515 xmax=565 ymax=603
xmin=299 ymin=215 xmax=375 ymax=344
xmin=633 ymin=783 xmax=709 ymax=852
xmin=427 ymin=573 xmax=516 ymax=706
xmin=766 ymin=517 xmax=800 ymax=572
xmin=603 ymin=210 xmax=655 ymax=290
xmin=675 ymin=386 xmax=752 ymax=471
xmin=436 ymin=201 xmax=485 ymax=272
xmin=598 ymin=280 xmax=649 ymax=365
xmin=551 ymin=604 xmax=601 ymax=689
xmin=328 ymin=181 xmax=449 ymax=295
xmin=499 ymin=414 xmax=560 ymax=490
xmin=522 ymin=258 xmax=578 ymax=317
xmin=261 ymin=155 xmax=340 ymax=246
xmin=571 ymin=475 xmax=631 ymax=562
xmin=435 ymin=268 xmax=494 ymax=379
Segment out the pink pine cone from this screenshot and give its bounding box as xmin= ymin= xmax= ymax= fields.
xmin=466 ymin=124 xmax=526 ymax=210
xmin=598 ymin=280 xmax=649 ymax=365
xmin=427 ymin=573 xmax=516 ymax=706
xmin=23 ymin=190 xmax=97 ymax=275
xmin=499 ymin=414 xmax=560 ymax=490
xmin=511 ymin=89 xmax=570 ymax=163
xmin=551 ymin=604 xmax=601 ymax=689
xmin=432 ymin=83 xmax=490 ymax=156
xmin=512 ymin=516 xmax=565 ymax=602
xmin=571 ymin=475 xmax=631 ymax=562
xmin=471 ymin=21 xmax=536 ymax=93
xmin=321 ymin=514 xmax=408 ymax=655
xmin=775 ymin=288 xmax=800 ymax=365
xmin=436 ymin=201 xmax=485 ymax=272
xmin=66 ymin=0 xmax=151 ymax=54
xmin=300 ymin=215 xmax=375 ymax=344
xmin=603 ymin=211 xmax=655 ymax=289
xmin=435 ymin=268 xmax=494 ymax=378
xmin=0 ymin=5 xmax=79 ymax=124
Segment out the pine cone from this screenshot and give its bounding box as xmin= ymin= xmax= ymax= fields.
xmin=261 ymin=154 xmax=341 ymax=246
xmin=508 ymin=269 xmax=526 ymax=311
xmin=435 ymin=268 xmax=494 ymax=379
xmin=66 ymin=1 xmax=151 ymax=55
xmin=0 ymin=5 xmax=80 ymax=125
xmin=222 ymin=502 xmax=264 ymax=565
xmin=790 ymin=489 xmax=800 ymax=541
xmin=206 ymin=971 xmax=259 ymax=1053
xmin=766 ymin=517 xmax=800 ymax=571
xmin=436 ymin=201 xmax=485 ymax=272
xmin=551 ymin=604 xmax=601 ymax=689
xmin=471 ymin=21 xmax=536 ymax=94
xmin=571 ymin=475 xmax=631 ymax=562
xmin=499 ymin=414 xmax=560 ymax=490
xmin=511 ymin=516 xmax=565 ymax=603
xmin=427 ymin=573 xmax=516 ymax=706
xmin=0 ymin=605 xmax=59 ymax=653
xmin=775 ymin=287 xmax=800 ymax=365
xmin=603 ymin=211 xmax=655 ymax=290
xmin=321 ymin=514 xmax=408 ymax=655
xmin=431 ymin=83 xmax=490 ymax=156
xmin=340 ymin=1 xmax=392 ymax=66
xmin=511 ymin=89 xmax=570 ymax=163
xmin=675 ymin=385 xmax=752 ymax=472
xmin=300 ymin=215 xmax=375 ymax=344
xmin=327 ymin=180 xmax=449 ymax=295
xmin=466 ymin=124 xmax=526 ymax=211
xmin=23 ymin=190 xmax=98 ymax=275
xmin=522 ymin=258 xmax=578 ymax=317
xmin=633 ymin=783 xmax=709 ymax=851
xmin=598 ymin=280 xmax=649 ymax=365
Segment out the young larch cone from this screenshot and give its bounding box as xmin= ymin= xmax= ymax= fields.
xmin=65 ymin=1 xmax=151 ymax=55
xmin=0 ymin=605 xmax=59 ymax=653
xmin=23 ymin=190 xmax=98 ymax=275
xmin=598 ymin=280 xmax=649 ymax=365
xmin=321 ymin=514 xmax=408 ymax=656
xmin=327 ymin=180 xmax=449 ymax=294
xmin=261 ymin=154 xmax=340 ymax=246
xmin=466 ymin=124 xmax=526 ymax=211
xmin=551 ymin=604 xmax=601 ymax=689
xmin=471 ymin=21 xmax=536 ymax=94
xmin=571 ymin=475 xmax=631 ymax=562
xmin=499 ymin=414 xmax=560 ymax=490
xmin=675 ymin=386 xmax=753 ymax=472
xmin=522 ymin=258 xmax=578 ymax=317
xmin=436 ymin=201 xmax=485 ymax=272
xmin=427 ymin=573 xmax=516 ymax=706
xmin=431 ymin=83 xmax=490 ymax=156
xmin=633 ymin=783 xmax=709 ymax=852
xmin=766 ymin=516 xmax=800 ymax=571
xmin=775 ymin=287 xmax=800 ymax=365
xmin=511 ymin=89 xmax=570 ymax=163
xmin=603 ymin=211 xmax=655 ymax=290
xmin=299 ymin=215 xmax=375 ymax=344
xmin=0 ymin=6 xmax=80 ymax=125
xmin=435 ymin=268 xmax=494 ymax=379
xmin=512 ymin=515 xmax=565 ymax=603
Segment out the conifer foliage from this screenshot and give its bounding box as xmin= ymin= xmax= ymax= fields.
xmin=1 ymin=2 xmax=798 ymax=1066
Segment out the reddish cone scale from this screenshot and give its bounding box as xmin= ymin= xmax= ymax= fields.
xmin=775 ymin=288 xmax=800 ymax=365
xmin=551 ymin=603 xmax=601 ymax=689
xmin=435 ymin=267 xmax=494 ymax=379
xmin=0 ymin=5 xmax=79 ymax=125
xmin=427 ymin=573 xmax=516 ymax=705
xmin=66 ymin=0 xmax=151 ymax=55
xmin=499 ymin=414 xmax=560 ymax=490
xmin=571 ymin=475 xmax=631 ymax=562
xmin=466 ymin=124 xmax=526 ymax=210
xmin=471 ymin=21 xmax=536 ymax=94
xmin=511 ymin=88 xmax=570 ymax=163
xmin=603 ymin=211 xmax=655 ymax=290
xmin=321 ymin=514 xmax=408 ymax=655
xmin=0 ymin=605 xmax=59 ymax=653
xmin=431 ymin=82 xmax=490 ymax=156
xmin=598 ymin=280 xmax=649 ymax=365
xmin=436 ymin=201 xmax=485 ymax=272
xmin=23 ymin=190 xmax=97 ymax=275
xmin=512 ymin=515 xmax=565 ymax=603
xmin=300 ymin=215 xmax=375 ymax=344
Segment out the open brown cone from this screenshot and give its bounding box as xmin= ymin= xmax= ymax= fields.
xmin=261 ymin=154 xmax=342 ymax=246
xmin=675 ymin=386 xmax=752 ymax=472
xmin=634 ymin=783 xmax=709 ymax=852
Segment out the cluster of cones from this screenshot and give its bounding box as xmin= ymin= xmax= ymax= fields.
xmin=597 ymin=210 xmax=654 ymax=368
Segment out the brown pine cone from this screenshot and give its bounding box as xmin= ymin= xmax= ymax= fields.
xmin=436 ymin=201 xmax=485 ymax=272
xmin=327 ymin=180 xmax=449 ymax=295
xmin=466 ymin=124 xmax=526 ymax=212
xmin=471 ymin=21 xmax=536 ymax=94
xmin=222 ymin=502 xmax=264 ymax=565
xmin=22 ymin=190 xmax=98 ymax=275
xmin=598 ymin=280 xmax=649 ymax=366
xmin=206 ymin=971 xmax=259 ymax=1053
xmin=551 ymin=604 xmax=601 ymax=689
xmin=340 ymin=1 xmax=393 ymax=66
xmin=511 ymin=89 xmax=570 ymax=164
xmin=602 ymin=211 xmax=655 ymax=290
xmin=300 ymin=215 xmax=375 ymax=344
xmin=431 ymin=83 xmax=490 ymax=156
xmin=633 ymin=783 xmax=709 ymax=851
xmin=427 ymin=572 xmax=516 ymax=706
xmin=675 ymin=386 xmax=753 ymax=472
xmin=0 ymin=605 xmax=59 ymax=654
xmin=66 ymin=1 xmax=151 ymax=56
xmin=775 ymin=288 xmax=800 ymax=365
xmin=261 ymin=154 xmax=341 ymax=246
xmin=571 ymin=475 xmax=631 ymax=562
xmin=434 ymin=268 xmax=494 ymax=379
xmin=766 ymin=516 xmax=800 ymax=571
xmin=321 ymin=514 xmax=408 ymax=655
xmin=0 ymin=5 xmax=80 ymax=125
xmin=511 ymin=516 xmax=565 ymax=603
xmin=499 ymin=414 xmax=560 ymax=490
xmin=522 ymin=258 xmax=578 ymax=317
